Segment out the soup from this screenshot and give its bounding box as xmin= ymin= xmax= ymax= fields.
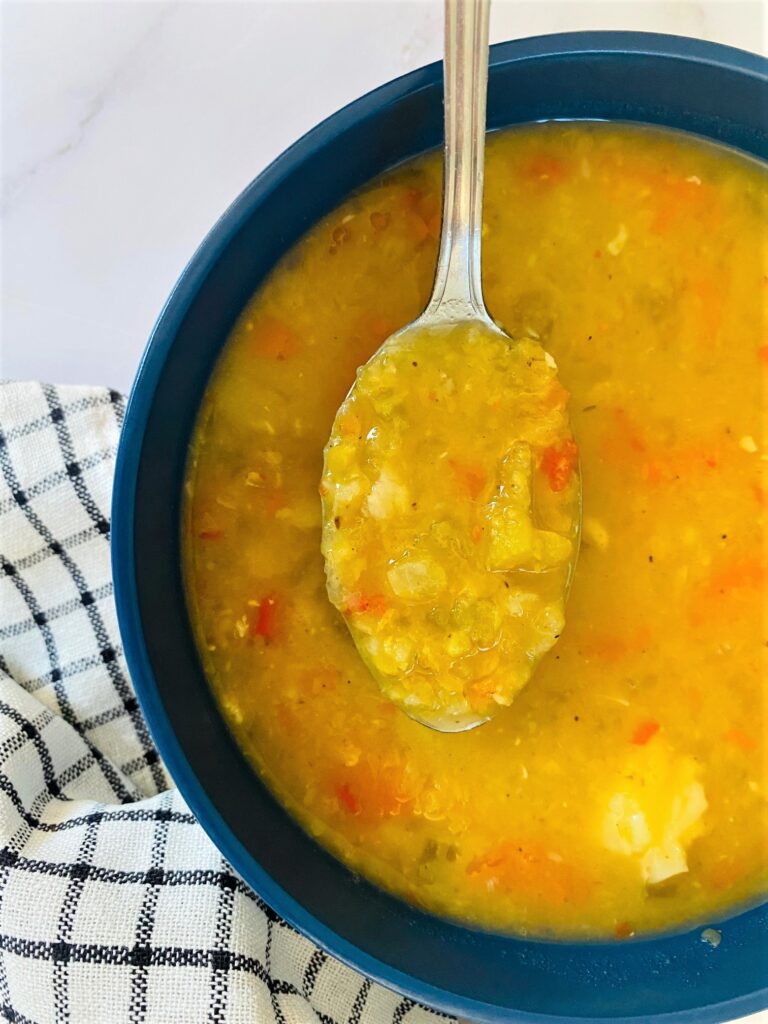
xmin=183 ymin=122 xmax=767 ymax=938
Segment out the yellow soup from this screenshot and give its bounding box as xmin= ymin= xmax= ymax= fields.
xmin=184 ymin=122 xmax=768 ymax=939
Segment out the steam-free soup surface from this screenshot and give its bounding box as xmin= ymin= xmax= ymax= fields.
xmin=184 ymin=123 xmax=767 ymax=938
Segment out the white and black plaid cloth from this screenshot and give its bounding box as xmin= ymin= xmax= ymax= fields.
xmin=0 ymin=381 xmax=452 ymax=1024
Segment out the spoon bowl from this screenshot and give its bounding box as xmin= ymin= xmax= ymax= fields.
xmin=322 ymin=316 xmax=582 ymax=731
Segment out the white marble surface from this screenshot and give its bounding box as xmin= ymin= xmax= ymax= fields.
xmin=1 ymin=0 xmax=765 ymax=392
xmin=2 ymin=3 xmax=767 ymax=1021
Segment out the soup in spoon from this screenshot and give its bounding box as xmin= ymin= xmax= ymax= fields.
xmin=321 ymin=321 xmax=579 ymax=730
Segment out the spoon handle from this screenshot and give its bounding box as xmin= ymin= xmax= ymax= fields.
xmin=423 ymin=0 xmax=492 ymax=326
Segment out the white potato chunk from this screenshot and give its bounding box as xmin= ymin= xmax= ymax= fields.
xmin=366 ymin=468 xmax=409 ymax=520
xmin=602 ymin=746 xmax=708 ymax=887
xmin=387 ymin=556 xmax=447 ymax=601
xmin=603 ymin=794 xmax=652 ymax=855
xmin=641 ymin=781 xmax=708 ymax=885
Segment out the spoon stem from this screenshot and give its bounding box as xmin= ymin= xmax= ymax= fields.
xmin=424 ymin=0 xmax=492 ymax=326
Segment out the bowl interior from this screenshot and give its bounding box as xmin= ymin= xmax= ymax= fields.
xmin=113 ymin=33 xmax=768 ymax=1024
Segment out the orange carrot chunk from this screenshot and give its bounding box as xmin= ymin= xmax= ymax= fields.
xmin=632 ymin=719 xmax=660 ymax=746
xmin=250 ymin=594 xmax=279 ymax=641
xmin=540 ymin=439 xmax=579 ymax=491
xmin=467 ymin=841 xmax=591 ymax=905
xmin=333 ymin=763 xmax=409 ymax=820
xmin=702 ymin=558 xmax=765 ymax=596
xmin=336 ymin=782 xmax=360 ymax=816
xmin=523 ymin=153 xmax=571 ymax=184
xmin=345 ymin=592 xmax=388 ymax=616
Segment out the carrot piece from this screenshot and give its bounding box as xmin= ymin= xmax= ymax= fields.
xmin=632 ymin=720 xmax=660 ymax=746
xmin=573 ymin=626 xmax=651 ymax=663
xmin=344 ymin=592 xmax=388 ymax=616
xmin=449 ymin=459 xmax=487 ymax=500
xmin=540 ymin=439 xmax=579 ymax=492
xmin=470 ymin=677 xmax=499 ymax=700
xmin=333 ymin=762 xmax=410 ymax=820
xmin=468 ymin=677 xmax=501 ymax=715
xmin=250 ymin=594 xmax=279 ymax=641
xmin=471 ymin=524 xmax=484 ymax=544
xmin=522 ymin=153 xmax=571 ymax=184
xmin=690 ymin=557 xmax=765 ymax=625
xmin=615 ymin=921 xmax=635 ymax=940
xmin=251 ymin=316 xmax=300 ymax=361
xmin=724 ymin=728 xmax=757 ymax=752
xmin=759 ymin=345 xmax=768 ymax=365
xmin=335 ymin=783 xmax=360 ymax=816
xmin=705 ymin=558 xmax=765 ymax=594
xmin=467 ymin=841 xmax=591 ymax=905
xmin=198 ymin=530 xmax=223 ymax=541
xmin=605 ymin=410 xmax=723 ymax=483
xmin=651 ymin=176 xmax=711 ymax=234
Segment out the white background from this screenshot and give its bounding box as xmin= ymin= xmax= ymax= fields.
xmin=2 ymin=0 xmax=765 ymax=393
xmin=2 ymin=3 xmax=767 ymax=1022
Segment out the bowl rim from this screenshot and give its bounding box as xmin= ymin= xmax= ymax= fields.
xmin=113 ymin=30 xmax=768 ymax=1024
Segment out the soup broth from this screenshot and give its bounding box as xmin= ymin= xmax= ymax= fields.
xmin=184 ymin=122 xmax=767 ymax=938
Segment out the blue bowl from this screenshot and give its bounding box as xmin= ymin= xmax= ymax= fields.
xmin=112 ymin=32 xmax=768 ymax=1023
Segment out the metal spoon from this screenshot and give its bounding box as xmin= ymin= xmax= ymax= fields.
xmin=321 ymin=0 xmax=581 ymax=731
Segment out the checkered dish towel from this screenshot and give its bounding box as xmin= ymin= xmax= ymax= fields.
xmin=0 ymin=381 xmax=451 ymax=1024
